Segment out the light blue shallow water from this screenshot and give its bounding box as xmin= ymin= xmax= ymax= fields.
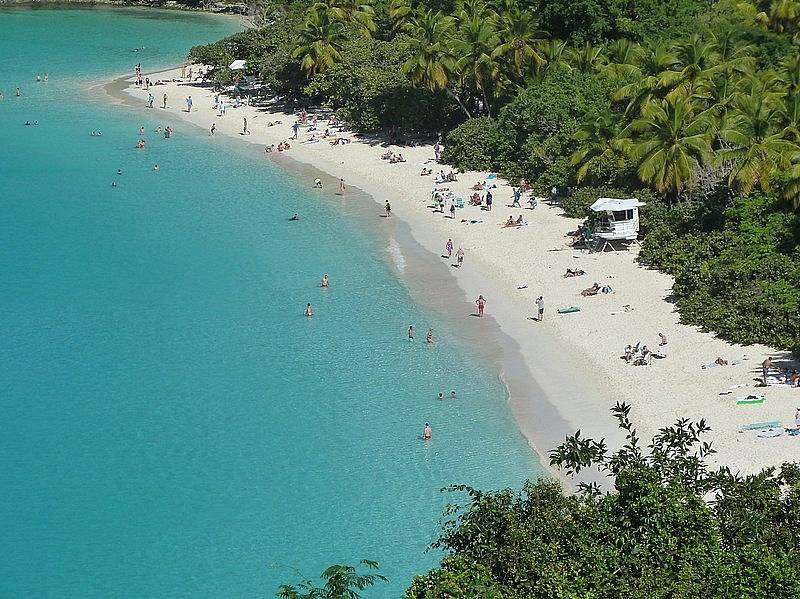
xmin=0 ymin=8 xmax=541 ymax=597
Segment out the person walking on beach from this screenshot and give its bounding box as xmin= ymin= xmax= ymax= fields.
xmin=408 ymin=325 xmax=414 ymax=341
xmin=450 ymin=201 xmax=456 ymax=219
xmin=486 ymin=189 xmax=493 ymax=210
xmin=445 ymin=238 xmax=453 ymax=258
xmin=339 ymin=178 xmax=346 ymax=195
xmin=162 ymin=93 xmax=167 ymax=109
xmin=795 ymin=407 xmax=800 ymax=430
xmin=423 ymin=423 xmax=432 ymax=440
xmin=242 ymin=117 xmax=249 ymax=135
xmin=292 ymin=121 xmax=299 ymax=139
xmin=763 ymin=356 xmax=773 ymax=384
xmin=186 ymin=96 xmax=193 ymax=113
xmin=305 ymin=303 xmax=314 ymax=317
xmin=456 ymin=247 xmax=464 ymax=267
xmin=385 ymin=201 xmax=391 ymax=217
xmin=148 ymin=93 xmax=154 ymax=108
xmin=476 ymin=295 xmax=486 ymax=317
xmin=658 ymin=332 xmax=668 ymax=357
xmin=536 ymin=296 xmax=545 ymax=321
xmin=427 ymin=328 xmax=434 ymax=344
xmin=210 ymin=122 xmax=216 ymax=136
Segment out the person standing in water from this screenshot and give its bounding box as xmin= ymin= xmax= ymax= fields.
xmin=423 ymin=423 xmax=432 ymax=440
xmin=408 ymin=325 xmax=414 ymax=341
xmin=476 ymin=295 xmax=486 ymax=317
xmin=305 ymin=303 xmax=314 ymax=317
xmin=384 ymin=201 xmax=391 ymax=217
xmin=186 ymin=95 xmax=193 ymax=113
xmin=242 ymin=117 xmax=249 ymax=135
xmin=426 ymin=328 xmax=434 ymax=344
xmin=339 ymin=178 xmax=346 ymax=194
xmin=16 ymin=87 xmax=21 ymax=96
xmin=210 ymin=123 xmax=216 ymax=136
xmin=320 ymin=274 xmax=330 ymax=287
xmin=445 ymin=239 xmax=453 ymax=258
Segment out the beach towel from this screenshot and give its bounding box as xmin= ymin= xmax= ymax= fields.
xmin=558 ymin=306 xmax=580 ymax=314
xmin=757 ymin=428 xmax=783 ymax=438
xmin=741 ymin=420 xmax=781 ymax=431
xmin=736 ymin=395 xmax=765 ymax=405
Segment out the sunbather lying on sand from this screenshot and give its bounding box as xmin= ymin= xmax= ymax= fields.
xmin=581 ymin=282 xmax=601 ymax=296
xmin=564 ymin=269 xmax=586 ymax=277
xmin=469 ymin=193 xmax=482 ymax=205
xmin=420 ymin=168 xmax=432 ymax=176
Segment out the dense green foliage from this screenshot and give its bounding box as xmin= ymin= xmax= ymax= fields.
xmin=278 ymin=560 xmax=387 ymax=598
xmin=190 ymin=0 xmax=800 ymax=352
xmin=404 ymin=404 xmax=800 ymax=598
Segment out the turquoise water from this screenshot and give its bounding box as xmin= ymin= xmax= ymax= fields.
xmin=0 ymin=8 xmax=541 ymax=597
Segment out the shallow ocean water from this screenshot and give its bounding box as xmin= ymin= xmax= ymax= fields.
xmin=0 ymin=9 xmax=542 ymax=597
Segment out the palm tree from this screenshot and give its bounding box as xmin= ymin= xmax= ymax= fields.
xmin=718 ymin=93 xmax=799 ymax=193
xmin=491 ymin=7 xmax=547 ymax=83
xmin=386 ymin=0 xmax=412 ymax=38
xmin=567 ymin=41 xmax=605 ymax=74
xmin=615 ymin=41 xmax=677 ymax=115
xmin=570 ymin=110 xmax=627 ymax=184
xmin=316 ymin=0 xmax=376 ymax=35
xmin=452 ymin=0 xmax=503 ymax=116
xmin=403 ymin=9 xmax=473 ymax=118
xmin=292 ymin=7 xmax=349 ymax=77
xmin=659 ymin=34 xmax=720 ymax=102
xmin=621 ymin=98 xmax=713 ymax=199
xmin=536 ymin=38 xmax=569 ymax=79
xmin=601 ymin=39 xmax=642 ymax=81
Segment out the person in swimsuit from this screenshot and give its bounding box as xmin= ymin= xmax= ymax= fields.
xmin=408 ymin=325 xmax=414 ymax=341
xmin=320 ymin=274 xmax=330 ymax=287
xmin=423 ymin=423 xmax=432 ymax=440
xmin=426 ymin=328 xmax=434 ymax=344
xmin=456 ymin=247 xmax=464 ymax=267
xmin=445 ymin=239 xmax=453 ymax=258
xmin=339 ymin=178 xmax=346 ymax=194
xmin=450 ymin=390 xmax=457 ymax=399
xmin=305 ymin=303 xmax=314 ymax=317
xmin=437 ymin=392 xmax=444 ymax=400
xmin=290 ymin=214 xmax=300 ymax=221
xmin=476 ymin=295 xmax=486 ymax=317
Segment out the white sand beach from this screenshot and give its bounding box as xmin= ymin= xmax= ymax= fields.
xmin=115 ymin=67 xmax=800 ymax=477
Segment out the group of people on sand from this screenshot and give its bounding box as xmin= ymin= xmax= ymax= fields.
xmin=380 ymin=150 xmax=406 ymax=163
xmin=760 ymin=356 xmax=800 ymax=386
xmin=623 ymin=333 xmax=668 ymax=366
xmin=503 ymin=215 xmax=525 ymax=227
xmin=444 ymin=238 xmax=465 ymax=267
xmin=581 ymin=281 xmax=613 ymax=296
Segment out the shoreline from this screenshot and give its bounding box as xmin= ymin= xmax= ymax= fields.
xmin=105 ymin=67 xmax=800 ymax=480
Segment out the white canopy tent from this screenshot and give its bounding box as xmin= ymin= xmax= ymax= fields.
xmin=589 ymin=197 xmax=645 ymax=251
xmin=229 ymin=59 xmax=247 ymax=70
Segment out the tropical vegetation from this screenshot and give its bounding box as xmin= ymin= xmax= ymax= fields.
xmin=188 ymin=0 xmax=800 ymax=351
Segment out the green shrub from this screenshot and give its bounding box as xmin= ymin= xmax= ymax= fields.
xmin=442 ymin=118 xmax=507 ymax=172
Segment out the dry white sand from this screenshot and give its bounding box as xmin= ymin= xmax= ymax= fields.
xmin=113 ymin=67 xmax=800 ymax=477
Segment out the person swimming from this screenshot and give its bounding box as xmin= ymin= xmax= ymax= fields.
xmin=437 ymin=392 xmax=444 ymax=400
xmin=427 ymin=328 xmax=433 ymax=344
xmin=314 ymin=178 xmax=323 ymax=188
xmin=117 ymin=169 xmax=122 ymax=175
xmin=450 ymin=390 xmax=457 ymax=399
xmin=423 ymin=423 xmax=432 ymax=440
xmin=153 ymin=164 xmax=159 ymax=171
xmin=290 ymin=213 xmax=300 ymax=221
